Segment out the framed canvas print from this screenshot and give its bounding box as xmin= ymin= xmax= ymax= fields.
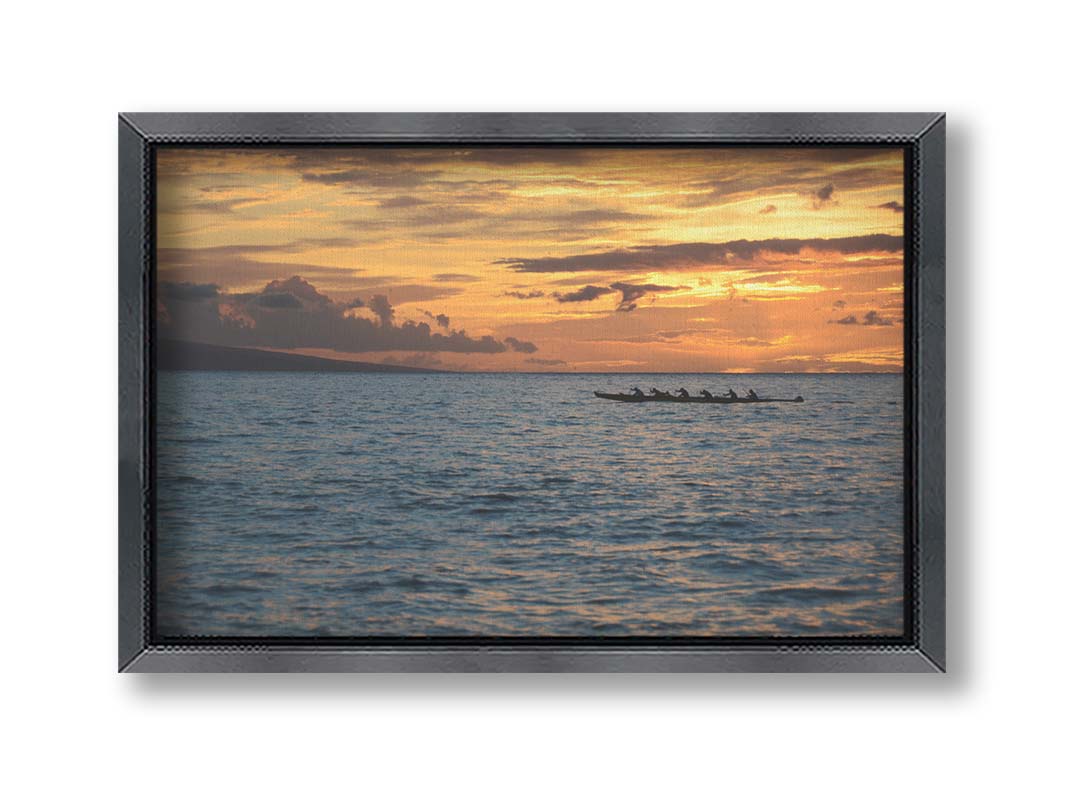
xmin=119 ymin=113 xmax=945 ymax=672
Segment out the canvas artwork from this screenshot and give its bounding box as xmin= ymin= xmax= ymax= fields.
xmin=154 ymin=145 xmax=907 ymax=639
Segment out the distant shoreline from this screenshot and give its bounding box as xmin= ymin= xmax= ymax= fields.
xmin=158 ymin=340 xmax=903 ymax=376
xmin=157 ymin=340 xmax=447 ymax=373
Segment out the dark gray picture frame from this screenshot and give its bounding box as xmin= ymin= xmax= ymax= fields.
xmin=119 ymin=112 xmax=945 ymax=672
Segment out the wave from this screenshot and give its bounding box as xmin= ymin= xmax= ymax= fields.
xmin=469 ymin=492 xmax=522 ymax=503
xmin=752 ymin=586 xmax=867 ymax=604
xmin=154 ymin=370 xmax=905 ymax=637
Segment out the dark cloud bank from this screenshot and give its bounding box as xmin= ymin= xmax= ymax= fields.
xmin=497 ymin=234 xmax=904 ymax=273
xmin=159 ymin=276 xmax=536 ymax=355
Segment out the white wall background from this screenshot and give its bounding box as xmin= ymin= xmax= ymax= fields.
xmin=2 ymin=1 xmax=1063 ymax=797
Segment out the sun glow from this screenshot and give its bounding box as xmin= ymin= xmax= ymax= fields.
xmin=156 ymin=146 xmax=905 ymax=372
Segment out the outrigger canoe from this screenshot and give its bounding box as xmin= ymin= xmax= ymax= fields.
xmin=594 ymin=392 xmax=804 ymax=404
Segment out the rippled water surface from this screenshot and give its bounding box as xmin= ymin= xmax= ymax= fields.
xmin=156 ymin=372 xmax=904 ymax=637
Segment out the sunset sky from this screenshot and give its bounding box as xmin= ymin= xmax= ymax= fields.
xmin=156 ymin=146 xmax=904 ymax=372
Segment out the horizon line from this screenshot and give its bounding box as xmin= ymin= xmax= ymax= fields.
xmin=160 ymin=340 xmax=902 ymax=376
xmin=159 ymin=368 xmax=902 ymax=376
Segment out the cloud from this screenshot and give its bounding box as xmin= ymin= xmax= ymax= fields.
xmin=610 ymin=282 xmax=687 ymax=312
xmin=303 ymin=168 xmax=440 ymax=189
xmin=262 ymin=276 xmax=334 ymax=306
xmin=288 ymin=146 xmax=893 ymax=180
xmin=861 ymin=310 xmax=895 ymax=326
xmin=432 ymin=273 xmax=481 ymax=283
xmin=420 ymin=309 xmax=451 ymax=328
xmin=366 ymin=294 xmax=394 ymax=327
xmin=498 ymin=234 xmax=903 ymax=273
xmin=393 ymin=207 xmax=487 ymax=228
xmin=159 ymin=276 xmax=522 ymax=355
xmin=255 ymin=292 xmax=303 ymax=309
xmin=285 ymin=149 xmax=445 ymax=173
xmin=549 ymin=281 xmax=686 ymax=312
xmin=157 ymin=241 xmax=366 ymax=287
xmin=186 ymin=197 xmax=263 ymax=215
xmin=504 ymin=336 xmax=538 ymax=353
xmin=164 ymin=240 xmax=355 ymax=261
xmin=758 ymin=204 xmax=777 ymax=214
xmin=771 ymin=355 xmax=900 ymax=373
xmin=378 ymin=195 xmax=428 ymax=208
xmin=652 ymin=329 xmax=713 ymax=341
xmin=553 ymin=285 xmax=615 ymax=303
xmin=729 ymin=337 xmax=779 ymax=347
xmin=875 ymin=201 xmax=905 ymax=213
xmin=830 ymin=310 xmax=895 ymax=326
xmin=811 ymin=183 xmax=835 ymax=209
xmin=344 ymin=283 xmax=463 ymax=305
xmin=292 ymin=148 xmax=592 ymax=174
xmin=545 ymin=209 xmax=653 ymax=225
xmin=502 ymin=289 xmax=545 ymax=299
xmin=525 ymin=357 xmax=567 ymax=366
xmin=677 ymin=192 xmax=719 ymax=208
xmin=172 ymin=185 xmax=276 ymax=216
xmin=668 ymin=151 xmax=902 ymax=209
xmin=340 ymin=204 xmax=654 ymax=244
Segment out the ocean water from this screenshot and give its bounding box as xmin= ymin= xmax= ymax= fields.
xmin=155 ymin=372 xmax=904 ymax=638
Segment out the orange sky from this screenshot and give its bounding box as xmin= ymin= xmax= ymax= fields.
xmin=156 ymin=146 xmax=904 ymax=372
